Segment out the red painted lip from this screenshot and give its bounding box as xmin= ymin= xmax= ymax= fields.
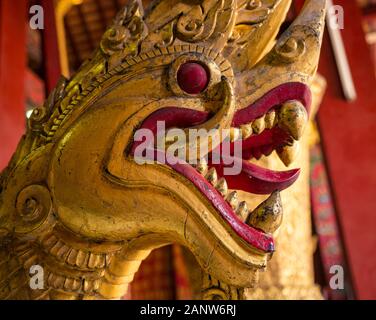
xmin=158 ymin=150 xmax=275 ymax=253
xmin=233 ymin=82 xmax=312 ymax=126
xmin=130 ymin=82 xmax=311 ymax=253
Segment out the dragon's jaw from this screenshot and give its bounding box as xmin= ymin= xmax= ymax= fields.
xmin=43 ymin=80 xmax=310 ymax=291
xmin=50 ymin=0 xmax=326 ymax=295
xmin=128 ymin=82 xmax=310 ymax=255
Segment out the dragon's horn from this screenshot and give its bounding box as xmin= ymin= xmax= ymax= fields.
xmin=276 ymin=0 xmax=327 ymax=78
xmin=236 ymin=0 xmax=327 ymax=103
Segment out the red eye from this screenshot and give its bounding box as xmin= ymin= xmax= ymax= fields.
xmin=177 ymin=62 xmax=210 ymax=94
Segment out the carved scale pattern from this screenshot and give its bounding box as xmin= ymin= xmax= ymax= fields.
xmin=0 ymin=225 xmax=137 ymax=300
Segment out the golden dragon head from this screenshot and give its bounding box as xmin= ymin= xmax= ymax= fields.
xmin=0 ymin=0 xmax=326 ymax=299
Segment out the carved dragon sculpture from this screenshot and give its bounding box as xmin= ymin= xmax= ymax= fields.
xmin=0 ymin=0 xmax=326 ymax=300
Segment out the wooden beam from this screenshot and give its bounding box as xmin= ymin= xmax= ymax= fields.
xmin=75 ymin=4 xmax=95 ymax=53
xmin=112 ymin=0 xmax=120 ymax=13
xmin=0 ymin=0 xmax=28 ymax=170
xmin=40 ymin=0 xmax=62 ymax=93
xmin=64 ymin=18 xmax=79 ymax=71
xmin=94 ymin=0 xmax=109 ymax=32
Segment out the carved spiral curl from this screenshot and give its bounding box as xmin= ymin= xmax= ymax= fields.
xmin=275 ymin=36 xmax=306 ymax=63
xmin=101 ymin=26 xmax=129 ymax=55
xmin=28 ymin=105 xmax=50 ymax=132
xmin=15 ymin=185 xmax=52 ymax=233
xmin=176 ymin=15 xmax=205 ymax=41
xmin=100 ymin=0 xmax=145 ymax=56
xmin=246 ymin=0 xmax=262 ymax=10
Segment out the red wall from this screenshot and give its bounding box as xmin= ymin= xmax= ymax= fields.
xmin=317 ymin=0 xmax=376 ymax=299
xmin=0 ymin=0 xmax=27 ymax=170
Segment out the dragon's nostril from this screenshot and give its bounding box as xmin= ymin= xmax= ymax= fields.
xmin=177 ymin=62 xmax=209 ymax=94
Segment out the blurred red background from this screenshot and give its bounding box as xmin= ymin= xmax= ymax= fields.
xmin=1 ymin=0 xmax=375 ymax=299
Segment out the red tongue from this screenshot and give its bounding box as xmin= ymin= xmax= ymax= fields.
xmin=209 ymin=154 xmax=300 ymax=195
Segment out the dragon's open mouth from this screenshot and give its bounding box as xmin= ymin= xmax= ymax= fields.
xmin=130 ymin=82 xmax=311 ymax=254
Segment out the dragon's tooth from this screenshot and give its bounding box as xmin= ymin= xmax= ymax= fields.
xmin=230 ymin=128 xmax=241 ymax=142
xmin=236 ymin=201 xmax=249 ymax=221
xmin=265 ymin=110 xmax=276 ymax=129
xmin=276 ymin=141 xmax=299 ymax=167
xmin=278 ymin=100 xmax=308 ymax=141
xmin=246 ymin=191 xmax=283 ymax=234
xmin=206 ymin=167 xmax=218 ymax=185
xmin=226 ymin=191 xmax=238 ymax=209
xmin=240 ymin=124 xmax=253 ymax=139
xmin=251 ymin=117 xmax=265 ymax=134
xmin=215 ymin=178 xmax=228 ymax=196
xmin=196 ymin=158 xmax=208 ymax=175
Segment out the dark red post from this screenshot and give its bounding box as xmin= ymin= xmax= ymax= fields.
xmin=40 ymin=0 xmax=61 ymax=94
xmin=0 ymin=0 xmax=28 ymax=170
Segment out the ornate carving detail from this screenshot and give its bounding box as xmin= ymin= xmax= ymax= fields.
xmin=0 ymin=0 xmax=327 ymax=300
xmin=224 ymin=0 xmax=284 ymax=69
xmin=100 ymin=0 xmax=147 ymax=57
xmin=175 ymin=0 xmax=224 ymax=42
xmin=40 ymin=44 xmax=234 ymax=144
xmin=229 ymin=0 xmax=276 ymax=44
xmin=275 ymin=37 xmax=306 ymax=62
xmin=202 ymin=273 xmax=246 ymax=300
xmin=141 ymin=0 xmax=236 ymax=51
xmin=15 ymin=185 xmax=52 ymax=234
xmin=40 ymin=232 xmax=112 ymax=269
xmin=45 ymin=270 xmax=101 ymax=295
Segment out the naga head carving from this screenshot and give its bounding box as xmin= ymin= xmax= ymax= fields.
xmin=0 ymin=0 xmax=326 ymax=299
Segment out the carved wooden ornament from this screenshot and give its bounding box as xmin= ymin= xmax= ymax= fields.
xmin=0 ymin=0 xmax=326 ymax=300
